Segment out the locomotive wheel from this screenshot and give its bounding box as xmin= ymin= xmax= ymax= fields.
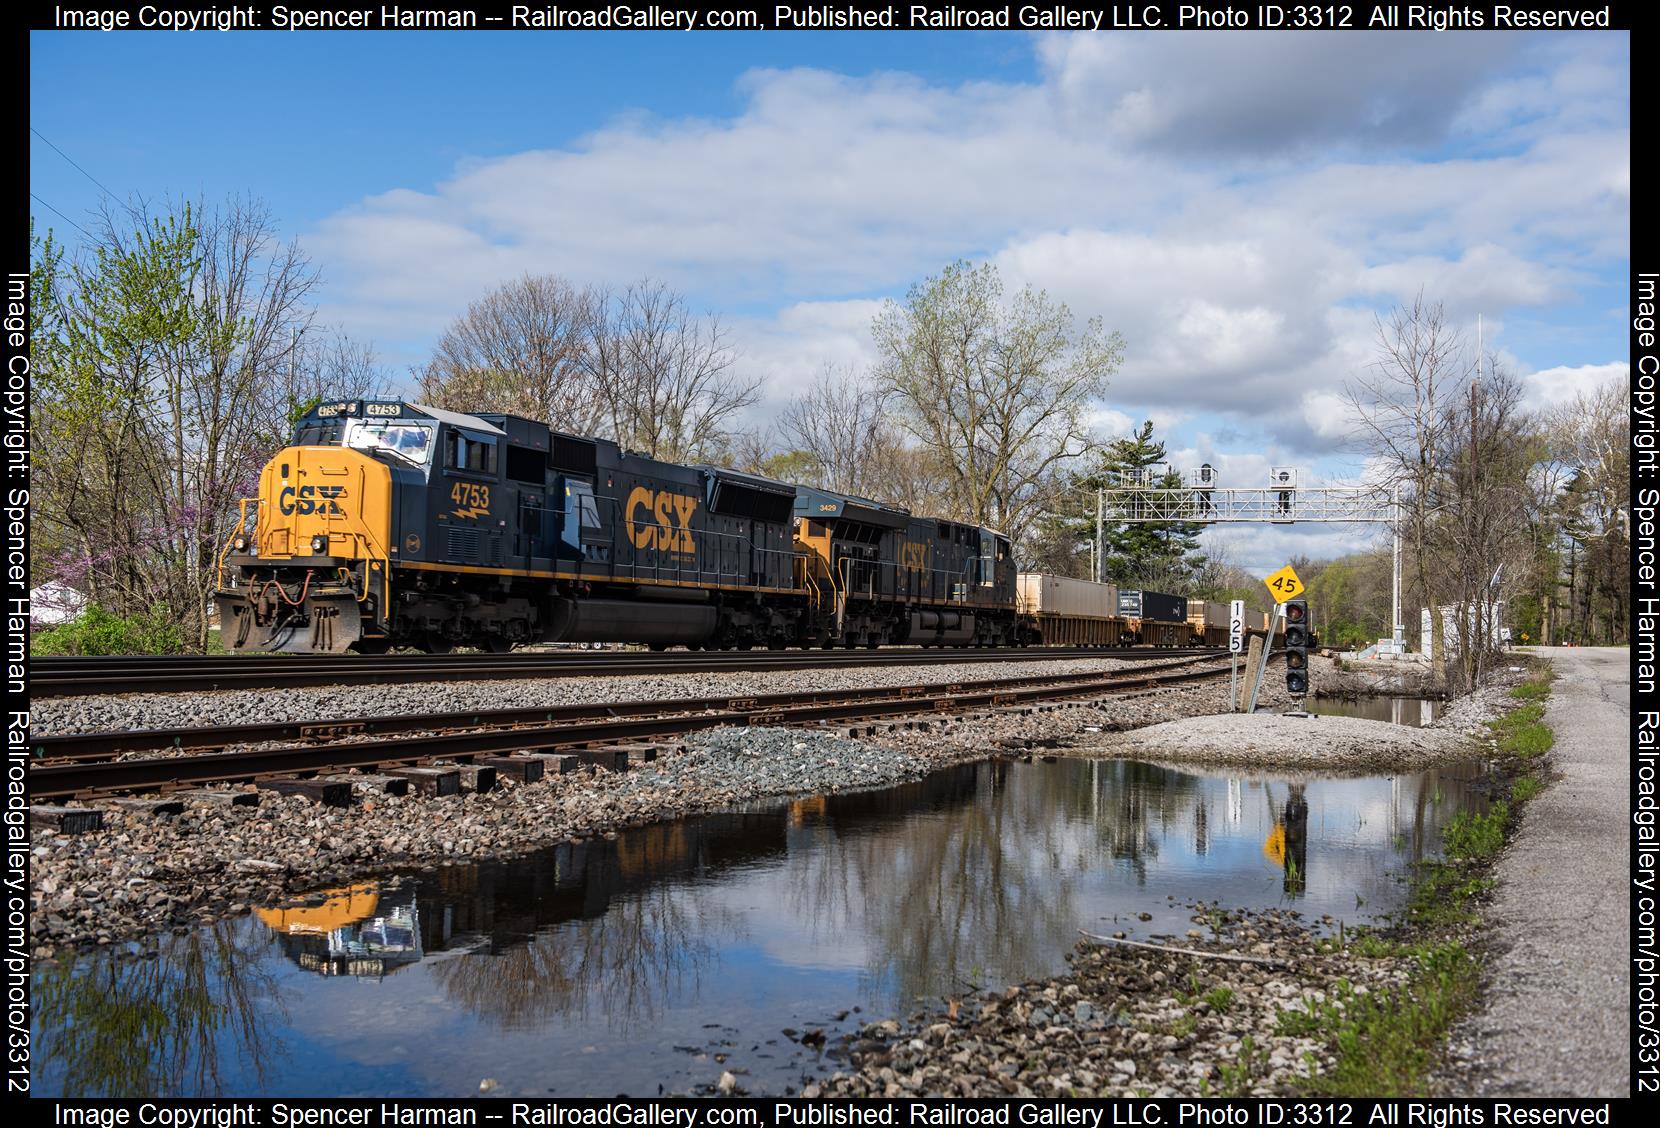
xmin=482 ymin=636 xmax=512 ymax=654
xmin=351 ymin=638 xmax=391 ymax=655
xmin=421 ymin=634 xmax=454 ymax=655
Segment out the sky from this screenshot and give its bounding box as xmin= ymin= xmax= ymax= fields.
xmin=28 ymin=28 xmax=1631 ymax=578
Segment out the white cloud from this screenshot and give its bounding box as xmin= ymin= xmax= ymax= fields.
xmin=299 ymin=32 xmax=1626 ymax=506
xmin=1521 ymin=361 xmax=1629 ymax=408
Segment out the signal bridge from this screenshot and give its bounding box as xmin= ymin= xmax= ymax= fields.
xmin=1090 ymin=467 xmax=1405 ymax=655
xmin=1096 ymin=485 xmax=1392 ymax=524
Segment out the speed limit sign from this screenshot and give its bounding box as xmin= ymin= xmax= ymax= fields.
xmin=1229 ymin=599 xmax=1245 ymax=653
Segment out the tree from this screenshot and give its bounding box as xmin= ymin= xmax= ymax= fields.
xmin=1076 ymin=420 xmax=1206 ymax=587
xmin=31 ymin=197 xmax=378 ymax=651
xmin=872 ymin=261 xmax=1123 ymax=546
xmin=1436 ymin=361 xmax=1536 ymax=687
xmin=583 ymin=279 xmax=759 ymax=464
xmin=1345 ymin=293 xmax=1471 ymax=663
xmin=777 ymin=365 xmax=901 ymax=498
xmin=415 ymin=274 xmax=602 ymax=433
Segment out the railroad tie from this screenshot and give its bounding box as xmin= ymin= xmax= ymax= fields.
xmin=481 ymin=755 xmax=545 ymax=784
xmin=30 ymin=805 xmax=104 ymax=834
xmin=256 ymin=779 xmax=354 ymax=807
xmin=517 ymin=753 xmax=581 ymax=776
xmin=385 ymin=766 xmax=462 ymax=797
xmin=176 ymin=788 xmax=260 ymax=808
xmin=324 ymin=774 xmax=410 ymax=797
xmin=451 ymin=764 xmax=497 ymax=794
xmin=565 ymin=748 xmax=630 ymax=772
xmin=601 ymin=743 xmax=661 ymax=765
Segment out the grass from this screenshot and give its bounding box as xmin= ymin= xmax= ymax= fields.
xmin=1276 ymin=943 xmax=1480 ymax=1095
xmin=1511 ymin=775 xmax=1545 ymax=802
xmin=1282 ymin=782 xmax=1521 ymax=1093
xmin=1442 ymin=803 xmax=1510 ymax=861
xmin=1202 ymin=987 xmax=1235 ymax=1014
xmin=1486 ymin=673 xmax=1557 ymax=761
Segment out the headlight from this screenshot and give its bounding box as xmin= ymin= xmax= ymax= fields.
xmin=311 ymin=534 xmax=329 ymax=554
xmin=233 ymin=536 xmax=249 ymax=552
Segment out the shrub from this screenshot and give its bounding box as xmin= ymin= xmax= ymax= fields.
xmin=30 ymin=605 xmax=185 ymax=656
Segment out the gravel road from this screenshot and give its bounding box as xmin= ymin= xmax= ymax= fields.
xmin=1440 ymin=646 xmax=1630 ymax=1097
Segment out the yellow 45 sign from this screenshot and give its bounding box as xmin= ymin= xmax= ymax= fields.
xmin=1263 ymin=564 xmax=1305 ymax=603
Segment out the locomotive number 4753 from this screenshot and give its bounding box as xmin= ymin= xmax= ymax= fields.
xmin=451 ymin=481 xmax=491 ymax=518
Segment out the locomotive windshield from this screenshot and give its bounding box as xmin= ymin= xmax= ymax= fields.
xmin=342 ymin=419 xmax=435 ymax=466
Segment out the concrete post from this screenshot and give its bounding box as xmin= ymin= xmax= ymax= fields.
xmin=1237 ymin=633 xmax=1264 ymax=712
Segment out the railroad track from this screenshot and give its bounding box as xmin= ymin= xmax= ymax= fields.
xmin=27 ymin=646 xmax=1222 ymax=697
xmin=31 ymin=657 xmax=1241 ymax=800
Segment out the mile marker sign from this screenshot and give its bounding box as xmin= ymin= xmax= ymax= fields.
xmin=1229 ymin=599 xmax=1245 ymax=653
xmin=1263 ymin=564 xmax=1305 ymax=604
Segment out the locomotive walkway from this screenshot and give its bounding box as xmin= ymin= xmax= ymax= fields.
xmin=1443 ymin=647 xmax=1630 ymax=1096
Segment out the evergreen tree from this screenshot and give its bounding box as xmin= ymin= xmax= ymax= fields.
xmin=1065 ymin=420 xmax=1207 ymax=587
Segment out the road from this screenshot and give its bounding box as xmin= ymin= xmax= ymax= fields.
xmin=1444 ymin=646 xmax=1630 ymax=1097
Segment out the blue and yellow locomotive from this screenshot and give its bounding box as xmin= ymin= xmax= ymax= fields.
xmin=215 ymin=399 xmax=1018 ymax=653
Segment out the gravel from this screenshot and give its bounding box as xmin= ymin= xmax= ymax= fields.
xmin=803 ymin=904 xmax=1417 ymax=1098
xmin=31 ymin=655 xmax=1190 ymax=737
xmin=1070 ymin=668 xmax=1524 ymax=771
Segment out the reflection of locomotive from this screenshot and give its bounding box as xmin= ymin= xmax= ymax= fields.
xmin=256 ymin=883 xmax=426 ymax=978
xmin=216 ymin=401 xmax=1017 ymax=654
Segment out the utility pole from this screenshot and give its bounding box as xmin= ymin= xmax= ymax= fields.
xmin=1095 ymin=487 xmax=1104 ymax=584
xmin=1391 ymin=483 xmax=1402 ymax=654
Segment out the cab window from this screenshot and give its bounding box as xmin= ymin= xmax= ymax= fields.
xmin=445 ymin=431 xmax=497 ymax=474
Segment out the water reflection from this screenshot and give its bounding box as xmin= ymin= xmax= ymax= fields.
xmin=1310 ymin=696 xmax=1439 ymax=726
xmin=33 ymin=755 xmax=1488 ymax=1098
xmin=34 ymin=921 xmax=286 ymax=1097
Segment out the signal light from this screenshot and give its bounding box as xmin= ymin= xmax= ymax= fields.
xmin=1284 ymin=598 xmax=1310 ymax=699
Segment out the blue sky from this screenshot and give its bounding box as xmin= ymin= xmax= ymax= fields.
xmin=30 ymin=29 xmax=1630 ymax=574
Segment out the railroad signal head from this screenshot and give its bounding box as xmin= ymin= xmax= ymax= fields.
xmin=1284 ymin=598 xmax=1310 ymax=697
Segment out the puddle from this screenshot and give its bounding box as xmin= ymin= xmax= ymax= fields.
xmin=31 ymin=755 xmax=1489 ymax=1098
xmin=1309 ymin=696 xmax=1440 ymax=726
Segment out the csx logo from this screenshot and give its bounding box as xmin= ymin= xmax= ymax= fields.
xmin=900 ymin=542 xmax=929 ymax=570
xmin=626 ymin=486 xmax=697 ymax=553
xmin=280 ymin=485 xmax=347 ymax=516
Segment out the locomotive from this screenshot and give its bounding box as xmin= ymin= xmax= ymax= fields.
xmin=215 ymin=400 xmax=1020 ymax=654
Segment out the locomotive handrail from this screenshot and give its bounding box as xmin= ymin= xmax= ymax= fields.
xmin=215 ymin=497 xmax=261 ymax=592
xmin=832 ymin=555 xmax=976 ymax=609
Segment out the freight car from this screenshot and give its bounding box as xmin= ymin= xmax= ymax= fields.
xmin=1014 ymin=574 xmax=1123 ymax=646
xmin=1116 ymin=589 xmax=1189 ymax=647
xmin=214 ymin=400 xmax=1017 ymax=654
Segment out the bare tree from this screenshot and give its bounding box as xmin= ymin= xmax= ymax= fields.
xmin=1344 ymin=293 xmax=1472 ymax=663
xmin=1437 ymin=361 xmax=1535 ymax=688
xmin=872 ymin=260 xmax=1123 ymax=544
xmin=416 ymin=273 xmax=602 ymax=433
xmin=778 ymin=364 xmax=905 ymax=498
xmin=583 ymin=279 xmax=759 ymax=464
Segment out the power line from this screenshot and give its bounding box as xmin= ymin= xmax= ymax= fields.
xmin=31 ymin=125 xmax=122 ymax=201
xmin=29 ymin=192 xmax=92 ymax=239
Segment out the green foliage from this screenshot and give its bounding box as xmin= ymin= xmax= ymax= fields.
xmin=1202 ymin=987 xmax=1235 ymax=1014
xmin=31 ymin=605 xmax=185 ymax=656
xmin=1487 ymin=689 xmax=1555 ymax=760
xmin=1441 ymin=803 xmax=1510 ymax=861
xmin=1280 ymin=943 xmax=1478 ymax=1095
xmin=1511 ymin=776 xmax=1544 ymax=802
xmin=1059 ymin=419 xmax=1206 ymax=586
